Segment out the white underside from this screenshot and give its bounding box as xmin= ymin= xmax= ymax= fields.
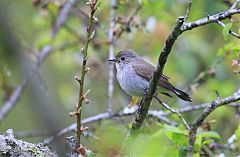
xmin=116 ymin=63 xmax=149 ymax=97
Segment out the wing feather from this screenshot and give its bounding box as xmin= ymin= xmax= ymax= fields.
xmin=132 ymin=58 xmax=170 ymax=84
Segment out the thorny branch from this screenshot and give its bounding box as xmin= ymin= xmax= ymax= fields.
xmin=186 ymin=89 xmax=240 ymax=157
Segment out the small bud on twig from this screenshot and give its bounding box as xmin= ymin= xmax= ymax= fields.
xmin=69 ymin=111 xmax=79 ymax=117
xmin=75 ymin=76 xmax=81 ymax=84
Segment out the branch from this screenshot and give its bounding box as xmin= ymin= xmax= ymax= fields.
xmin=0 ymin=129 xmax=57 ymax=157
xmin=230 ymin=0 xmax=240 ymax=9
xmin=129 ymin=0 xmax=240 ymax=137
xmin=43 ymin=108 xmax=176 ymax=145
xmin=43 ymin=100 xmax=240 ymax=145
xmin=116 ymin=4 xmax=142 ymax=38
xmin=107 ymin=0 xmax=117 ymax=114
xmin=185 ymin=0 xmax=192 ymax=21
xmin=0 ymin=45 xmax=52 ymax=123
xmin=181 ymin=8 xmax=240 ymax=32
xmin=74 ymin=0 xmax=98 ymax=147
xmin=163 ymin=102 xmax=240 ymax=116
xmin=52 ymin=0 xmax=78 ymax=37
xmin=129 ymin=16 xmax=185 ymax=136
xmin=186 ymin=89 xmax=240 ymax=157
xmin=154 ymin=96 xmax=190 ymax=130
xmin=0 ymin=0 xmax=76 ymax=123
xmin=216 ymin=20 xmax=240 ymax=39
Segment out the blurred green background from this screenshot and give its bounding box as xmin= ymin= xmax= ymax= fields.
xmin=0 ymin=0 xmax=239 ymax=156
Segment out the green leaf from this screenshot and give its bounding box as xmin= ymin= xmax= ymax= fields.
xmin=202 ymin=139 xmax=214 ymax=145
xmin=161 ymin=124 xmax=188 ymax=145
xmin=222 ymin=23 xmax=232 ymax=40
xmin=194 ymin=136 xmax=202 ymax=151
xmin=197 ymin=131 xmax=221 ymax=139
xmin=162 ymin=124 xmax=188 ymax=135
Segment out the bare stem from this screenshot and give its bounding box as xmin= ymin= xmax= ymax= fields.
xmin=107 ymin=0 xmax=117 ymax=114
xmin=185 ymin=0 xmax=192 ymax=21
xmin=154 ymin=96 xmax=190 ymax=130
xmin=75 ymin=0 xmax=98 ymax=147
xmin=216 ymin=20 xmax=240 ymax=39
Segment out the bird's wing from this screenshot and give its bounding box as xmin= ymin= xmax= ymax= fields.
xmin=132 ymin=58 xmax=170 ymax=83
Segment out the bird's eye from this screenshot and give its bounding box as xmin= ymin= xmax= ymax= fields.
xmin=121 ymin=57 xmax=125 ymax=61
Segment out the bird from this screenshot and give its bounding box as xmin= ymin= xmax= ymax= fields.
xmin=108 ymin=50 xmax=192 ymax=102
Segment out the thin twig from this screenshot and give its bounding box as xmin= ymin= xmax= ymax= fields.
xmin=75 ymin=0 xmax=98 ymax=147
xmin=154 ymin=96 xmax=190 ymax=130
xmin=43 ymin=101 xmax=240 ymax=145
xmin=52 ymin=0 xmax=78 ymax=38
xmin=163 ymin=102 xmax=240 ymax=116
xmin=185 ymin=0 xmax=192 ymax=21
xmin=128 ymin=0 xmax=240 ymax=138
xmin=181 ymin=8 xmax=240 ymax=31
xmin=186 ymin=89 xmax=240 ymax=157
xmin=43 ymin=108 xmax=176 ymax=145
xmin=216 ymin=20 xmax=240 ymax=39
xmin=116 ymin=4 xmax=142 ymax=38
xmin=230 ymin=0 xmax=240 ymax=9
xmin=107 ymin=0 xmax=117 ymax=114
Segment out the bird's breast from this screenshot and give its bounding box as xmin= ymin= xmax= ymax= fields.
xmin=116 ymin=64 xmax=149 ymax=97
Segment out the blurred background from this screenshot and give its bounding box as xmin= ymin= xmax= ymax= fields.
xmin=0 ymin=0 xmax=239 ymax=156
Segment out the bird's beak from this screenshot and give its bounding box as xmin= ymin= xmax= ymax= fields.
xmin=108 ymin=59 xmax=117 ymax=62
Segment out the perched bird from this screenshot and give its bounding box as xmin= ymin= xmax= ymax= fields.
xmin=108 ymin=50 xmax=192 ymax=102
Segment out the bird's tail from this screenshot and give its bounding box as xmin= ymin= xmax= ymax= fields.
xmin=172 ymin=87 xmax=192 ymax=102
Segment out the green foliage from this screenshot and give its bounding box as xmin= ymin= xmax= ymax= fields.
xmin=222 ymin=23 xmax=232 ymax=40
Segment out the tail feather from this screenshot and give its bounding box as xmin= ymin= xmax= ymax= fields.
xmin=173 ymin=87 xmax=192 ymax=102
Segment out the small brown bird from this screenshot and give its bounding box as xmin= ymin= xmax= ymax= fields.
xmin=108 ymin=50 xmax=192 ymax=102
